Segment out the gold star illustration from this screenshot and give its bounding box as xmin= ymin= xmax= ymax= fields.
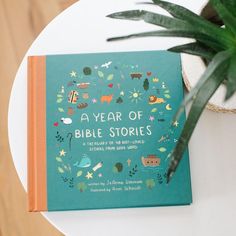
xmin=173 ymin=120 xmax=179 ymax=127
xmin=127 ymin=159 xmax=131 ymax=167
xmin=59 ymin=149 xmax=66 ymax=156
xmin=85 ymin=171 xmax=93 ymax=179
xmin=70 ymin=70 xmax=77 ymax=77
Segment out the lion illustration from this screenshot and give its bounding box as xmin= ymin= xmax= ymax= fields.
xmin=149 ymin=95 xmax=165 ymax=104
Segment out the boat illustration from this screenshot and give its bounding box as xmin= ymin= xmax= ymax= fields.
xmin=141 ymin=155 xmax=161 ymax=167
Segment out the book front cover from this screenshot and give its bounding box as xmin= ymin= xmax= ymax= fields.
xmin=45 ymin=51 xmax=192 ymax=211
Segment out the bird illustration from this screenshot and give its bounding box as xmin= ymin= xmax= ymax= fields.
xmin=101 ymin=61 xmax=112 ymax=68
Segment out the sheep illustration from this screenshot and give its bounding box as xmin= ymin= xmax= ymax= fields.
xmin=61 ymin=117 xmax=72 ymax=125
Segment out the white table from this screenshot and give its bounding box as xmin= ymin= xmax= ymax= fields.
xmin=8 ymin=0 xmax=236 ymax=235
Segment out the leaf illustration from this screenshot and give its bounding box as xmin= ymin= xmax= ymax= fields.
xmin=57 ymin=94 xmax=63 ymax=98
xmin=76 ymin=170 xmax=83 ymax=177
xmin=58 ymin=107 xmax=64 ymax=112
xmin=151 ymin=108 xmax=158 ymax=113
xmin=98 ymin=71 xmax=104 ymax=78
xmin=56 ymin=157 xmax=63 ymax=162
xmin=57 ymin=98 xmax=63 ymax=103
xmin=158 ymin=147 xmax=167 ymax=152
xmin=164 ymin=94 xmax=171 ymax=99
xmin=164 ymin=90 xmax=170 ymax=93
xmin=58 ymin=167 xmax=64 ymax=173
xmin=107 ymin=74 xmax=114 ymax=80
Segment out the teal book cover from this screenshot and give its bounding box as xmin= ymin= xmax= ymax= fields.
xmin=27 ymin=50 xmax=192 ymax=211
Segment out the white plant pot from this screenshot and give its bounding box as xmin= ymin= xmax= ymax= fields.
xmin=182 ymin=50 xmax=236 ymax=114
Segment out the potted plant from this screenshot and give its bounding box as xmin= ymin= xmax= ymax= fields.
xmin=107 ymin=0 xmax=236 ymax=182
xmin=181 ymin=1 xmax=236 ymax=113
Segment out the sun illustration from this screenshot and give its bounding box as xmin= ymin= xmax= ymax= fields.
xmin=129 ymin=88 xmax=142 ymax=103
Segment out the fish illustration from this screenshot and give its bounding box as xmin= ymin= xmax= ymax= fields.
xmin=73 ymin=157 xmax=91 ymax=168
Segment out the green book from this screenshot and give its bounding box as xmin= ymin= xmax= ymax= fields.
xmin=28 ymin=50 xmax=192 ymax=211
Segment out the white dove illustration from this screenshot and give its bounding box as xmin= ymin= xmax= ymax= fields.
xmin=101 ymin=61 xmax=112 ymax=68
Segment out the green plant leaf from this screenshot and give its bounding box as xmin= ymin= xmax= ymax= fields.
xmin=108 ymin=2 xmax=235 ymax=49
xmin=107 ymin=74 xmax=114 ymax=80
xmin=107 ymin=30 xmax=225 ymax=51
xmin=200 ymin=2 xmax=223 ymax=26
xmin=76 ymin=170 xmax=83 ymax=177
xmin=164 ymin=94 xmax=171 ymax=99
xmin=107 ymin=10 xmax=188 ymax=29
xmin=151 ymin=0 xmax=230 ymax=36
xmin=57 ymin=94 xmax=63 ymax=98
xmin=222 ymin=0 xmax=236 ymax=18
xmin=146 ymin=0 xmax=234 ymax=47
xmin=58 ymin=167 xmax=64 ymax=173
xmin=151 ymin=108 xmax=158 ymax=112
xmin=98 ymin=71 xmax=104 ymax=78
xmin=151 ymin=0 xmax=208 ymax=22
xmin=158 ymin=147 xmax=167 ymax=152
xmin=173 ymin=50 xmax=233 ymax=122
xmin=56 ymin=157 xmax=63 ymax=162
xmin=225 ymin=53 xmax=236 ymax=100
xmin=167 ymin=62 xmax=228 ymax=183
xmin=168 ymin=42 xmax=215 ymax=60
xmin=56 ymin=98 xmax=63 ymax=103
xmin=107 ymin=8 xmax=230 ymax=48
xmin=211 ymin=0 xmax=236 ymax=36
xmin=58 ymin=107 xmax=64 ymax=112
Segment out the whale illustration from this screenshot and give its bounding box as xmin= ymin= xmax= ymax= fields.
xmin=73 ymin=157 xmax=91 ymax=168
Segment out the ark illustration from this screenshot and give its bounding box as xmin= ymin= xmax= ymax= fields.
xmin=141 ymin=155 xmax=161 ymax=167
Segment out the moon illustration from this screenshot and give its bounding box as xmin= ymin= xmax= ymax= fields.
xmin=166 ymin=104 xmax=172 ymax=111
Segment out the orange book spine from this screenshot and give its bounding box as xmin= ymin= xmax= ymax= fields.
xmin=28 ymin=56 xmax=47 ymax=211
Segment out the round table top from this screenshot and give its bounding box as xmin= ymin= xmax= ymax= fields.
xmin=8 ymin=0 xmax=236 ymax=235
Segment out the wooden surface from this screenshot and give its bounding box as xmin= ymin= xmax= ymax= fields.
xmin=0 ymin=0 xmax=77 ymax=235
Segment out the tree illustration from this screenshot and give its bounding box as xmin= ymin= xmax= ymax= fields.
xmin=143 ymin=78 xmax=149 ymax=91
xmin=116 ymin=97 xmax=123 ymax=104
xmin=146 ymin=179 xmax=155 ymax=189
xmin=77 ymin=182 xmax=87 ymax=192
xmin=83 ymin=67 xmax=92 ymax=75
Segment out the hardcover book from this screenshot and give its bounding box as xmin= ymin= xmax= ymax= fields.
xmin=28 ymin=50 xmax=192 ymax=211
